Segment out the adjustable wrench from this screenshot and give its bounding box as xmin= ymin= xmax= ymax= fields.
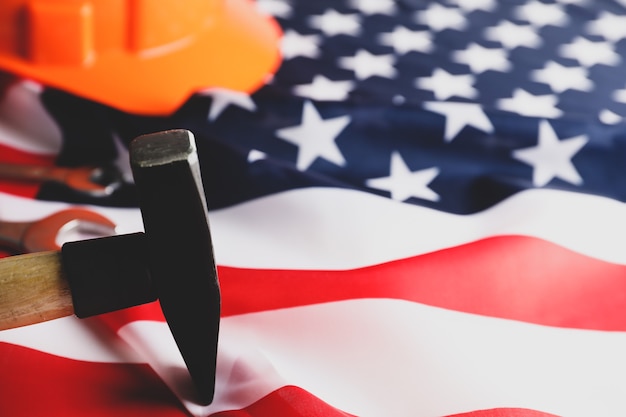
xmin=0 ymin=208 xmax=117 ymax=254
xmin=0 ymin=162 xmax=124 ymax=197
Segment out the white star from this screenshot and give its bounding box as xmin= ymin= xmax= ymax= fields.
xmin=338 ymin=49 xmax=397 ymax=80
xmin=308 ymin=9 xmax=361 ymax=37
xmin=612 ymin=86 xmax=626 ymax=104
xmin=599 ymin=109 xmax=623 ymax=125
xmin=530 ymin=61 xmax=593 ymax=93
xmin=452 ymin=43 xmax=511 ymax=74
xmin=292 ymin=75 xmax=355 ymax=101
xmin=615 ymin=84 xmax=626 ymax=99
xmin=255 ymin=0 xmax=293 ymax=18
xmin=512 ymin=120 xmax=587 ymax=187
xmin=276 ymin=101 xmax=350 ymax=171
xmin=559 ymin=36 xmax=621 ymax=67
xmin=447 ymin=0 xmax=497 ymax=12
xmin=366 ymin=151 xmax=440 ymax=202
xmin=347 ymin=0 xmax=396 ymax=15
xmin=414 ymin=4 xmax=468 ymax=32
xmin=248 ymin=149 xmax=267 ymax=163
xmin=612 ymin=88 xmax=626 ymax=103
xmin=199 ymin=88 xmax=256 ymax=122
xmin=378 ymin=26 xmax=433 ymax=55
xmin=586 ymin=11 xmax=626 ymax=42
xmin=514 ymin=1 xmax=568 ymax=27
xmin=281 ymin=30 xmax=322 ymax=60
xmin=415 ymin=68 xmax=477 ymax=101
xmin=483 ymin=20 xmax=542 ymax=50
xmin=496 ymin=88 xmax=562 ymax=118
xmin=423 ymin=101 xmax=494 ymax=142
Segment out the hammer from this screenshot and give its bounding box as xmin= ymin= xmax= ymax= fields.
xmin=0 ymin=129 xmax=220 ymax=405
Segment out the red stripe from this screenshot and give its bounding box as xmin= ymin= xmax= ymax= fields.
xmin=211 ymin=385 xmax=355 ymax=417
xmin=449 ymin=410 xmax=559 ymax=417
xmin=100 ymin=235 xmax=626 ymax=333
xmin=211 ymin=386 xmax=559 ymax=417
xmin=0 ymin=342 xmax=186 ymax=417
xmin=0 ymin=347 xmax=560 ymax=417
xmin=211 ymin=386 xmax=557 ymax=417
xmin=99 ymin=302 xmax=165 ymax=332
xmin=211 ymin=387 xmax=561 ymax=417
xmin=218 ymin=235 xmax=626 ymax=331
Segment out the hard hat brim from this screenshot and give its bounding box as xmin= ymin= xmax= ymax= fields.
xmin=0 ymin=0 xmax=282 ymax=115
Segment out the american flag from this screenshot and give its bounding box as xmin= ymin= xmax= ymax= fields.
xmin=2 ymin=0 xmax=626 ymax=415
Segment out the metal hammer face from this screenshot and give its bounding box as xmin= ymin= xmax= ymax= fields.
xmin=61 ymin=130 xmax=220 ymax=405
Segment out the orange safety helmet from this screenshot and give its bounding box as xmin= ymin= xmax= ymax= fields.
xmin=0 ymin=0 xmax=282 ymax=115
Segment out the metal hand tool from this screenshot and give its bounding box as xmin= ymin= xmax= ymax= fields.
xmin=0 ymin=208 xmax=117 ymax=254
xmin=0 ymin=130 xmax=220 ymax=405
xmin=0 ymin=162 xmax=124 ymax=197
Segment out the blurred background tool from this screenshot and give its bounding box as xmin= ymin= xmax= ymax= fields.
xmin=0 ymin=208 xmax=116 ymax=254
xmin=0 ymin=162 xmax=124 ymax=197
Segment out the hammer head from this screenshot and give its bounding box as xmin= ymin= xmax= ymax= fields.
xmin=130 ymin=130 xmax=220 ymax=405
xmin=62 ymin=130 xmax=220 ymax=405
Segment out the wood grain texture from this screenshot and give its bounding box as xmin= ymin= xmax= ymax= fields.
xmin=0 ymin=251 xmax=73 ymax=330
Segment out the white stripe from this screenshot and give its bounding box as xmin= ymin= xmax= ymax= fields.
xmin=121 ymin=300 xmax=626 ymax=417
xmin=210 ymin=187 xmax=626 ymax=268
xmin=0 ymin=316 xmax=142 ymax=363
xmin=2 ymin=186 xmax=626 ymax=269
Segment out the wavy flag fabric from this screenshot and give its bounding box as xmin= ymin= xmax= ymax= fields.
xmin=3 ymin=0 xmax=626 ymax=416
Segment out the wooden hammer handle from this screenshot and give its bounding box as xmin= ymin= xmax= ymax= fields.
xmin=0 ymin=251 xmax=73 ymax=331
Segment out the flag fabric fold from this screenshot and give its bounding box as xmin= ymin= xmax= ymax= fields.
xmin=3 ymin=0 xmax=626 ymax=416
